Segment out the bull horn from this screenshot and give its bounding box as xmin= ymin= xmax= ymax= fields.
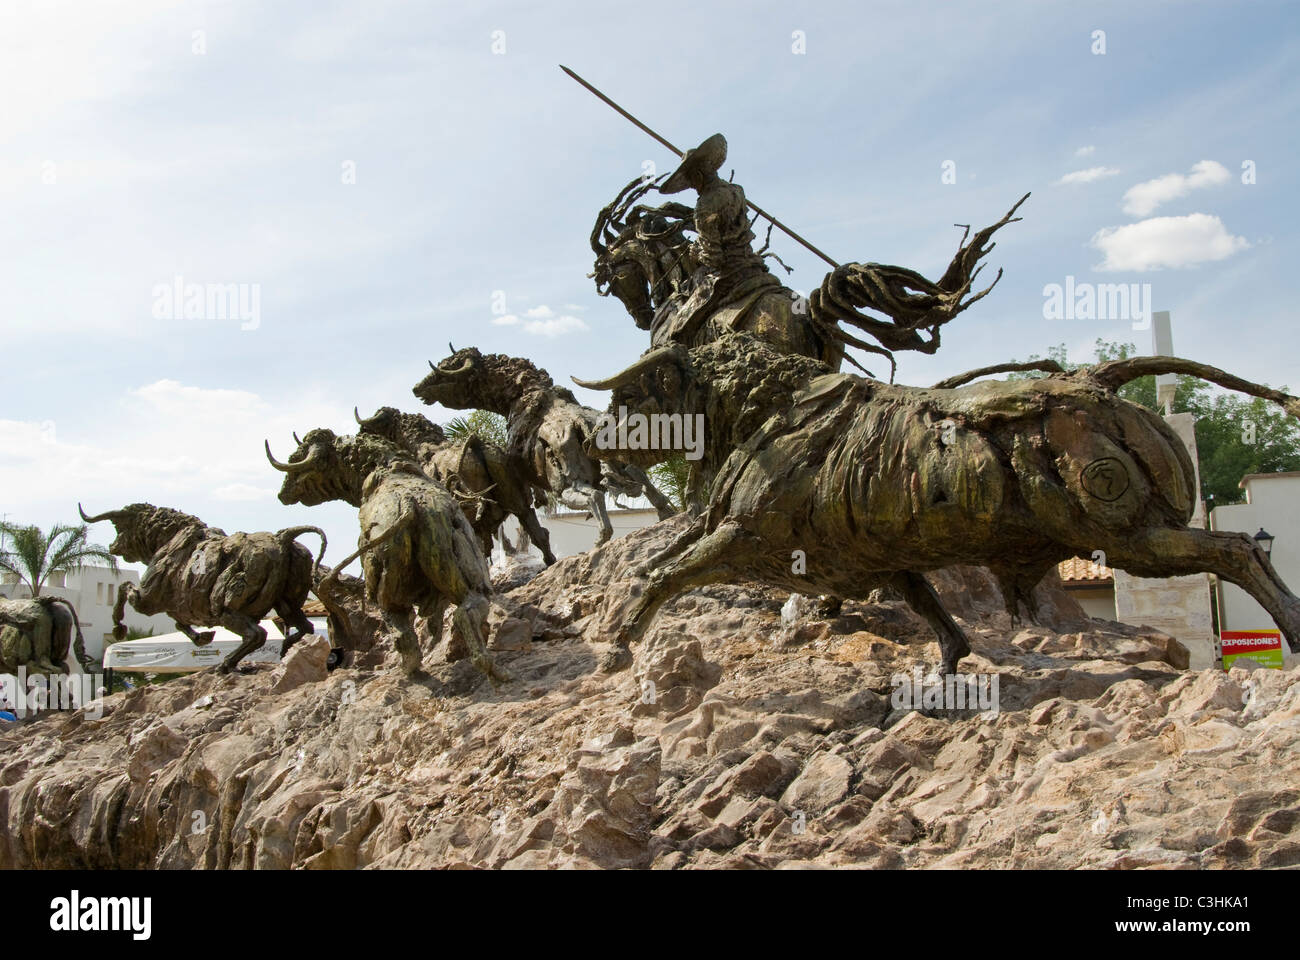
xmin=448 ymin=342 xmax=455 ymax=353
xmin=293 ymin=431 xmax=302 ymax=445
xmin=78 ymin=503 xmax=120 ymax=524
xmin=354 ymin=406 xmax=363 ymax=425
xmin=428 ymin=360 xmax=436 ymax=370
xmin=265 ymin=440 xmax=320 ymax=473
xmin=572 ymin=346 xmax=679 ymax=390
xmin=438 ymin=357 xmax=474 ymax=378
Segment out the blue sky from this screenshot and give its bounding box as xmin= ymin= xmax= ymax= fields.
xmin=2 ymin=0 xmax=1297 ymax=568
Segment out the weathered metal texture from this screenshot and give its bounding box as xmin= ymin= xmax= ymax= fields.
xmin=0 ymin=596 xmax=84 ymax=675
xmin=590 ymin=136 xmax=1028 ymax=381
xmin=578 ymin=333 xmax=1300 ymax=675
xmin=355 ymin=406 xmax=557 ymax=565
xmin=413 ymin=349 xmax=676 ymax=544
xmin=78 ymin=503 xmax=324 ymax=672
xmin=267 ymin=429 xmax=504 ymax=680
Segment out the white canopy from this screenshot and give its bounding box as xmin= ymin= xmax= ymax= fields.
xmin=103 ymin=620 xmax=287 ymax=673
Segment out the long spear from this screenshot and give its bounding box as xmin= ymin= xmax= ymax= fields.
xmin=560 ymin=65 xmax=841 ymax=269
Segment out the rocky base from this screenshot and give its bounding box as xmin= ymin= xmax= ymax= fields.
xmin=1 ymin=518 xmax=1297 ymax=869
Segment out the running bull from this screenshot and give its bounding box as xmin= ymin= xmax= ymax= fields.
xmin=576 ymin=333 xmax=1300 ymax=675
xmin=78 ymin=503 xmax=326 ymax=673
xmin=266 ymin=428 xmax=507 ymax=681
xmin=353 ymin=405 xmax=557 ymax=565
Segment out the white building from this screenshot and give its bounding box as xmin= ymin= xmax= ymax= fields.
xmin=0 ymin=565 xmax=174 ymax=662
xmin=496 ymin=499 xmax=662 ymax=562
xmin=1211 ymin=472 xmax=1300 ymax=649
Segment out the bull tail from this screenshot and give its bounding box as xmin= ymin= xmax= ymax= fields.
xmin=308 ymin=565 xmax=354 ymax=649
xmin=277 ymin=525 xmax=329 ymax=578
xmin=43 ymin=597 xmax=90 ymax=671
xmin=317 ymin=512 xmax=412 ymax=602
xmin=1086 ymin=357 xmax=1300 ymax=420
xmin=932 ymin=359 xmax=1065 ymax=390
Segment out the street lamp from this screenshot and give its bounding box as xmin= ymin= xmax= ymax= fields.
xmin=1253 ymin=528 xmax=1275 ymax=557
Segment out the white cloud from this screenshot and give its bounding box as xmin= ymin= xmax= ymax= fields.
xmin=522 ymin=314 xmax=589 ymax=337
xmin=1056 ymin=166 xmax=1120 ymax=186
xmin=1091 ymin=213 xmax=1249 ymax=271
xmin=489 ymin=304 xmax=587 ymax=336
xmin=1075 ymin=145 xmax=1096 ymax=157
xmin=1121 ymin=160 xmax=1231 ymax=216
xmin=213 ymin=483 xmax=275 ymax=501
xmin=0 ymin=381 xmax=348 ymax=523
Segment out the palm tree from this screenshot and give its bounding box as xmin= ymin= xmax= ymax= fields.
xmin=649 ymin=454 xmax=692 ymax=511
xmin=0 ymin=521 xmax=118 ymax=597
xmin=443 ymin=410 xmax=508 ymax=448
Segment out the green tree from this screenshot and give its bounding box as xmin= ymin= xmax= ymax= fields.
xmin=0 ymin=522 xmax=117 ymax=596
xmin=443 ymin=410 xmax=508 ymax=448
xmin=1013 ymin=339 xmax=1300 ymax=505
xmin=649 ymin=454 xmax=692 ymax=511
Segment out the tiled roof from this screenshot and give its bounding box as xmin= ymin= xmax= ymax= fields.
xmin=1058 ymin=555 xmax=1113 ymax=584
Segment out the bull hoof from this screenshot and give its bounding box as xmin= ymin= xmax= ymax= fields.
xmin=940 ymin=654 xmax=968 ymax=676
xmin=814 ymin=595 xmax=843 ymax=618
xmin=478 ymin=659 xmax=513 ymax=685
xmin=445 ymin=635 xmax=469 ymax=662
xmin=598 ymin=645 xmax=633 ymax=673
xmin=196 ymin=631 xmax=216 ymax=645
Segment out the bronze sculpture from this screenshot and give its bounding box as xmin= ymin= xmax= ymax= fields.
xmin=78 ymin=503 xmax=326 ymax=673
xmin=59 ymin=88 xmax=1298 ymax=700
xmin=414 ymin=348 xmax=676 ymax=544
xmin=354 ymin=405 xmax=558 ymax=565
xmin=577 ymin=333 xmax=1300 ymax=674
xmin=266 ymin=429 xmax=506 ymax=681
xmin=591 ymin=134 xmax=1027 ymax=384
xmin=0 ymin=596 xmax=88 ymax=675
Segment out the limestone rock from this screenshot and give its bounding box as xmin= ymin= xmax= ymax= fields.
xmin=270 ymin=635 xmax=331 ymax=694
xmin=0 ymin=518 xmax=1295 ymax=870
xmin=780 ymin=752 xmax=852 ymax=813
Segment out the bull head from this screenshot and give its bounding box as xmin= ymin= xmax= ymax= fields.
xmin=412 ymin=347 xmax=485 ymax=408
xmin=356 ymin=405 xmax=446 ymax=452
xmin=79 ymin=502 xmax=200 ymax=563
xmin=266 ymin=429 xmax=341 ymax=507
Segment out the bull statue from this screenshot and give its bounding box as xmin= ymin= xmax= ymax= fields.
xmin=576 ymin=332 xmax=1300 ymax=675
xmin=0 ymin=596 xmax=88 ymax=675
xmin=353 ymin=405 xmax=557 ymax=565
xmin=77 ymin=503 xmax=326 ymax=673
xmin=414 ymin=346 xmax=677 ymax=544
xmin=265 ymin=428 xmax=508 ymax=681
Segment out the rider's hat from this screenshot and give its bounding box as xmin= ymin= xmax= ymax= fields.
xmin=660 ymin=133 xmax=728 ymax=195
